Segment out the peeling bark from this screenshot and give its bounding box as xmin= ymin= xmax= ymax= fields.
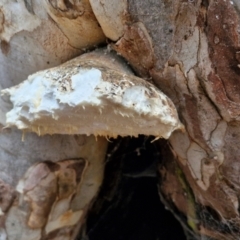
xmin=90 ymin=0 xmax=240 ymax=239
xmin=0 ymin=1 xmax=108 ymax=239
xmin=1 ymin=0 xmax=240 ymax=239
xmin=0 ymin=131 xmax=107 ymax=240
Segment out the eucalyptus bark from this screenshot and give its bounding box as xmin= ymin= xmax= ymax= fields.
xmin=0 ymin=1 xmax=108 ymax=239
xmin=101 ymin=1 xmax=240 ymax=239
xmin=1 ymin=0 xmax=240 ymax=240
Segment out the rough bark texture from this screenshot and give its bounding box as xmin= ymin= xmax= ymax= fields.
xmin=0 ymin=1 xmax=108 ymax=239
xmin=1 ymin=0 xmax=240 ymax=240
xmin=91 ymin=0 xmax=240 ymax=239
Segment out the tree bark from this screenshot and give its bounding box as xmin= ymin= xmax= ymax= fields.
xmin=0 ymin=1 xmax=108 ymax=239
xmin=1 ymin=0 xmax=240 ymax=239
xmin=90 ymin=1 xmax=240 ymax=239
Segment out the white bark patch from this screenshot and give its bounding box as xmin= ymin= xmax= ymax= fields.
xmin=201 ymin=159 xmax=216 ymax=192
xmin=210 ymin=121 xmax=228 ymax=150
xmin=89 ymin=0 xmax=127 ymax=41
xmin=45 ymin=210 xmax=83 ymax=234
xmin=0 ymin=229 xmax=7 ymax=240
xmin=187 ymin=143 xmax=219 ymax=191
xmin=186 ymin=142 xmax=216 ymax=190
xmin=176 ymin=27 xmax=199 ymax=75
xmin=198 ymin=32 xmax=213 ymax=78
xmin=2 ymin=53 xmax=182 ymax=139
xmin=0 ymin=0 xmax=41 ymax=42
xmin=171 ymin=3 xmax=199 ymax=76
xmin=43 ymin=0 xmax=106 ymax=49
xmin=0 ymin=208 xmax=4 ymax=216
xmin=6 ymin=206 xmax=41 ymax=240
xmin=187 ymin=142 xmax=207 ymax=182
xmin=187 ymin=69 xmax=221 ymax=143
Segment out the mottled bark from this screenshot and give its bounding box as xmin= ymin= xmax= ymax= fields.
xmin=1 ymin=0 xmax=240 ymax=240
xmin=0 ymin=1 xmax=107 ymax=239
xmin=90 ymin=0 xmax=240 ymax=239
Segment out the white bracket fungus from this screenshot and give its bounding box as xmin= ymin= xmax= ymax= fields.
xmin=2 ymin=50 xmax=182 ymax=139
xmin=0 ymin=49 xmax=183 ymax=239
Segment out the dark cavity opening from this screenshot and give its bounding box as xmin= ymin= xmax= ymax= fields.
xmin=84 ymin=136 xmax=186 ymax=240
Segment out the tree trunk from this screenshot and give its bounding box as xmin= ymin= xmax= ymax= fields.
xmin=1 ymin=0 xmax=240 ymax=239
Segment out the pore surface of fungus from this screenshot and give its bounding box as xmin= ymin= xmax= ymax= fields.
xmin=2 ymin=50 xmax=182 ymax=139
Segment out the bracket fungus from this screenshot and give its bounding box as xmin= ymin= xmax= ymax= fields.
xmin=2 ymin=50 xmax=182 ymax=139
xmin=1 ymin=49 xmax=183 ymax=239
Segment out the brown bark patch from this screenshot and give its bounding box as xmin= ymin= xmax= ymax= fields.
xmin=127 ymin=0 xmax=175 ymax=71
xmin=207 ymin=0 xmax=240 ymax=104
xmin=183 ymin=93 xmax=211 ymax=151
xmin=208 ymin=72 xmax=240 ymax=120
xmin=0 ymin=40 xmax=9 ymax=55
xmin=159 ymin=155 xmax=189 ymax=217
xmin=113 ymin=22 xmax=155 ymax=79
xmin=11 ymin=159 xmax=88 ymax=230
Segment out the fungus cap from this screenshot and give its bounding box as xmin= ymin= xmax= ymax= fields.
xmin=2 ymin=51 xmax=183 ymax=139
